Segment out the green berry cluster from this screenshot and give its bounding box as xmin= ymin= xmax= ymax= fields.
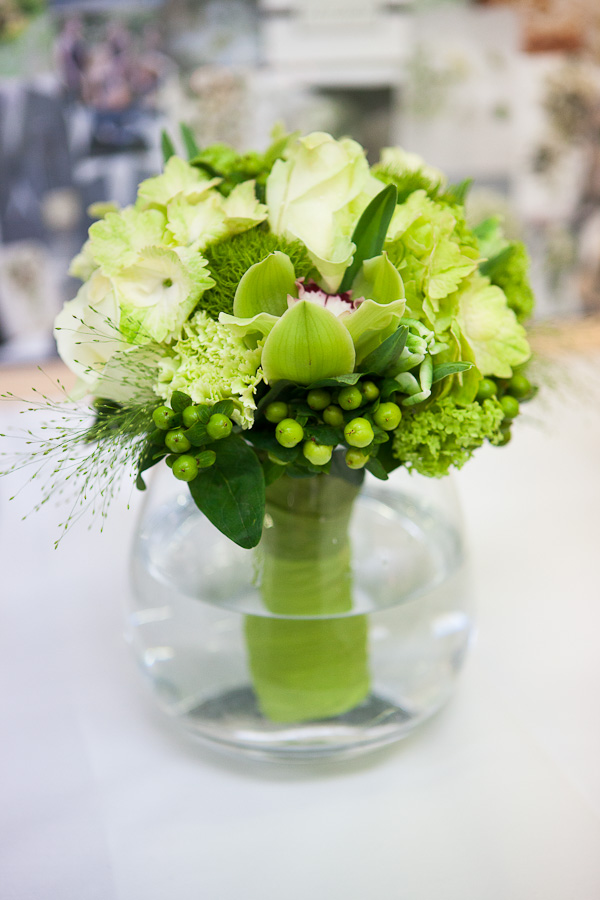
xmin=476 ymin=372 xmax=536 ymax=446
xmin=148 ymin=392 xmax=234 ymax=483
xmin=259 ymin=379 xmax=402 ymax=476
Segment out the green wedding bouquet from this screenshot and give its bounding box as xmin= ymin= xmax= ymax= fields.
xmin=7 ymin=127 xmax=537 ymax=722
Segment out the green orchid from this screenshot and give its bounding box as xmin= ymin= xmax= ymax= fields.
xmin=219 ymin=250 xmax=406 ymax=385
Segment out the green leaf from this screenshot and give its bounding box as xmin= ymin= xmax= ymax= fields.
xmin=188 ymin=435 xmax=265 ymax=549
xmin=479 ymin=244 xmax=513 ymax=278
xmin=261 ymin=458 xmax=286 ymax=486
xmin=171 ymin=391 xmax=193 ymax=413
xmin=431 ymin=361 xmax=473 ymax=384
xmin=304 ymin=424 xmax=344 ymax=446
xmin=185 ymin=421 xmax=210 ymax=447
xmin=256 ymin=380 xmax=296 ymax=415
xmin=443 ymin=178 xmax=472 ymax=205
xmin=307 ymin=373 xmax=362 ymax=389
xmin=340 ymin=183 xmax=398 ymax=292
xmin=233 ymin=252 xmax=297 ymax=318
xmin=161 ymin=130 xmax=176 ymax=164
xmin=180 ymin=123 xmax=199 ymax=161
xmin=136 ymin=442 xmax=164 ymax=490
xmin=211 ymin=398 xmax=235 ymax=418
xmin=358 ymin=325 xmax=408 ymax=375
xmin=366 ymin=457 xmax=389 ymax=480
xmin=245 ymin=430 xmax=299 ymax=463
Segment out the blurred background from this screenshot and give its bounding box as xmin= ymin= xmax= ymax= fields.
xmin=1 ymin=0 xmax=599 ymax=365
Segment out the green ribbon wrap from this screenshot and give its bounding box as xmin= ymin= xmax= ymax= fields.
xmin=244 ymin=474 xmax=370 ymax=723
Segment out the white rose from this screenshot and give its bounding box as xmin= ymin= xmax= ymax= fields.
xmin=266 ymin=132 xmax=383 ymax=292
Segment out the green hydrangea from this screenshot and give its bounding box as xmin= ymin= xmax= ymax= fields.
xmin=392 ymin=397 xmax=504 ymax=477
xmin=155 ymin=309 xmax=263 ymax=428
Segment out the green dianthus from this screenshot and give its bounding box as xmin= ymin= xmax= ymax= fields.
xmin=392 ymin=397 xmax=505 ymax=478
xmin=198 ymin=228 xmax=314 ymax=320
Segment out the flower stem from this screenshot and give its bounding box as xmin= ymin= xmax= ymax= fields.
xmin=244 ymin=474 xmax=370 ymax=722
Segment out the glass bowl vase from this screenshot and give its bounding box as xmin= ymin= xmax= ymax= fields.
xmin=127 ymin=464 xmax=472 ymax=762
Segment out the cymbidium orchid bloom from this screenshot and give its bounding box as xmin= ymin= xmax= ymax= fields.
xmin=219 ymin=250 xmax=406 ymax=385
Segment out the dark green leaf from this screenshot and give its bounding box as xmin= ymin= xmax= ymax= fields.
xmin=180 ymin=123 xmax=199 ymax=160
xmin=261 ymin=458 xmax=286 ymax=486
xmin=375 ymin=439 xmax=402 ymax=475
xmin=245 ymin=430 xmax=299 ymax=463
xmin=358 ymin=325 xmax=408 ymax=375
xmin=136 ymin=442 xmax=164 ymax=490
xmin=256 ymin=380 xmax=296 ymax=415
xmin=366 ymin=457 xmax=389 ymax=480
xmin=372 ymin=431 xmax=390 ymax=444
xmin=171 ymin=391 xmax=193 ymax=413
xmin=308 ymin=373 xmax=362 ymax=389
xmin=304 ymin=424 xmax=344 ymax=446
xmin=188 ymin=435 xmax=265 ymax=549
xmin=340 ymin=183 xmax=398 ymax=292
xmin=479 ymin=244 xmax=514 ymax=278
xmin=185 ymin=421 xmax=210 ymax=447
xmin=432 ymin=362 xmax=474 ymax=384
xmin=161 ymin=130 xmax=176 ymax=164
xmin=211 ymin=398 xmax=235 ymax=418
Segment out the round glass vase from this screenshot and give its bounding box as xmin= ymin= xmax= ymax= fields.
xmin=127 ymin=464 xmax=473 ymax=761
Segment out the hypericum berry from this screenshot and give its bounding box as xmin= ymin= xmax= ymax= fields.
xmin=264 ymin=401 xmax=289 ymax=423
xmin=322 ymin=405 xmax=344 ymax=427
xmin=344 ymin=417 xmax=374 ymax=448
xmin=195 ymin=450 xmax=216 ymax=468
xmin=152 ymin=405 xmax=177 ymax=430
xmin=182 ymin=405 xmax=204 ymax=428
xmin=345 ymin=448 xmax=369 ymax=469
xmin=373 ymin=402 xmax=402 ymax=431
xmin=338 ymin=386 xmax=363 ymax=410
xmin=172 ymin=454 xmax=199 ymax=482
xmin=206 ymin=413 xmax=233 ymax=441
xmin=507 ymin=374 xmax=532 ymax=399
xmin=302 ymin=441 xmax=333 ymax=466
xmin=500 ymin=395 xmax=520 ymax=420
xmin=306 ymin=389 xmax=331 ymax=411
xmin=361 ymin=381 xmax=380 ymax=403
xmin=165 ymin=428 xmax=192 ymax=453
xmin=476 ymin=378 xmax=497 ymax=402
xmin=275 ymin=418 xmax=304 ymax=448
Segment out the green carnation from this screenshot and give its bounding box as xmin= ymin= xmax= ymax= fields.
xmin=156 ymin=309 xmax=263 ymax=428
xmin=392 ymin=397 xmax=504 ymax=477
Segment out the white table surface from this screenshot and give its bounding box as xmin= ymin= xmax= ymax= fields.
xmin=1 ymin=358 xmax=600 ymax=900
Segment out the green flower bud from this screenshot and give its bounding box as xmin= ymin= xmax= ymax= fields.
xmin=152 ymin=405 xmax=177 ymax=430
xmin=302 ymin=441 xmax=333 ymax=466
xmin=275 ymin=418 xmax=304 ymax=448
xmin=264 ymin=401 xmax=289 ymax=423
xmin=306 ymin=389 xmax=331 ymax=411
xmin=476 ymin=378 xmax=497 ymax=402
xmin=206 ymin=413 xmax=233 ymax=440
xmin=172 ymin=454 xmax=199 ymax=481
xmin=322 ymin=405 xmax=344 ymax=427
xmin=345 ymin=448 xmax=369 ymax=469
xmin=165 ymin=428 xmax=192 ymax=453
xmin=507 ymin=374 xmax=532 ymax=399
xmin=500 ymin=395 xmax=520 ymax=420
xmin=338 ymin=386 xmax=363 ymax=410
xmin=360 ymin=380 xmax=380 ymax=402
xmin=373 ymin=402 xmax=402 ymax=431
xmin=344 ymin=417 xmax=374 ymax=448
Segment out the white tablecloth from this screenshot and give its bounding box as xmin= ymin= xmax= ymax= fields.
xmin=1 ymin=361 xmax=600 ymax=900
